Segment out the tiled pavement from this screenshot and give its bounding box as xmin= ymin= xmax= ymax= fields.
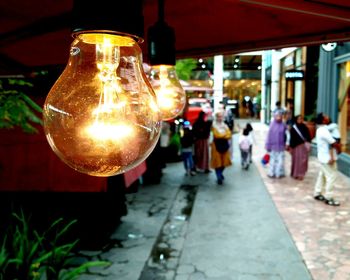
xmin=244 ymin=120 xmax=350 ymax=280
xmin=78 ymin=119 xmax=350 ymax=280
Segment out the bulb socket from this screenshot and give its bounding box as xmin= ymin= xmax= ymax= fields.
xmin=148 ymin=21 xmax=176 ymax=66
xmin=72 ymin=0 xmax=144 ymax=38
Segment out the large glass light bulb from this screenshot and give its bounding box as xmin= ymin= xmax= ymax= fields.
xmin=149 ymin=65 xmax=186 ymax=121
xmin=43 ymin=32 xmax=161 ymax=177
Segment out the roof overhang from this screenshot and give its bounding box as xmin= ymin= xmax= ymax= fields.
xmin=1 ymin=0 xmax=350 ymax=74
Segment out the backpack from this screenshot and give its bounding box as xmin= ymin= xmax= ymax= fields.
xmin=239 ymin=137 xmax=250 ymax=151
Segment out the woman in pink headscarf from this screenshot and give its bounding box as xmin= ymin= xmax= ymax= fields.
xmin=265 ymin=112 xmax=289 ymax=178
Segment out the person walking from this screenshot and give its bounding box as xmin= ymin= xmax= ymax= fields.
xmin=289 ymin=115 xmax=311 ymax=180
xmin=238 ymin=128 xmax=252 ymax=170
xmin=210 ymin=111 xmax=232 ymax=185
xmin=192 ymin=111 xmax=211 ymax=173
xmin=272 ymin=101 xmax=285 ymax=117
xmin=313 ymin=113 xmax=341 ymax=206
xmin=180 ymin=123 xmax=196 ymax=176
xmin=245 ymin=123 xmax=255 ymax=163
xmin=265 ymin=112 xmax=289 ymax=178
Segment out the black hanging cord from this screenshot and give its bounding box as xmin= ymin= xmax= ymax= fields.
xmin=158 ymin=0 xmax=165 ymax=22
xmin=148 ymin=0 xmax=176 ymax=65
xmin=71 ymin=0 xmax=144 ymax=38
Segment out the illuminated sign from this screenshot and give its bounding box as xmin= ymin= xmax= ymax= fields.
xmin=285 ymin=70 xmax=304 ymax=80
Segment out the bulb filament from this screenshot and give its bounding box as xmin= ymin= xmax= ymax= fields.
xmin=84 ymin=37 xmax=134 ymax=143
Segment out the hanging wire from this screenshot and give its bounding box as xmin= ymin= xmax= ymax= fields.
xmin=158 ymin=0 xmax=165 ymax=22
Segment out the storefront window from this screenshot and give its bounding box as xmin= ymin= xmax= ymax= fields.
xmin=283 ymin=54 xmax=294 ymax=68
xmin=337 ymin=61 xmax=350 ymax=154
xmin=280 ymin=48 xmax=305 ymax=117
xmin=336 ymin=42 xmax=350 ymax=57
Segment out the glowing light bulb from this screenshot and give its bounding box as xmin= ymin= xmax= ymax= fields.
xmin=43 ymin=32 xmax=161 ymax=176
xmin=149 ymin=65 xmax=186 ymax=120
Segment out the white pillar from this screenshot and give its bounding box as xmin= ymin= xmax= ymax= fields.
xmin=271 ymin=50 xmax=280 ymax=113
xmin=213 ymin=55 xmax=224 ymax=113
xmin=261 ymin=52 xmax=267 ymax=124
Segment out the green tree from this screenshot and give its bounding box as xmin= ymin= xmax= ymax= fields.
xmin=175 ymin=58 xmax=197 ymax=81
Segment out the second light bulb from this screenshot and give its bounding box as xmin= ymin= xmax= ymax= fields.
xmin=149 ymin=65 xmax=186 ymax=121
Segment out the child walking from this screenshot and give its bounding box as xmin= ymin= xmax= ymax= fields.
xmin=239 ymin=128 xmax=252 ymax=170
xmin=245 ymin=123 xmax=255 ymax=163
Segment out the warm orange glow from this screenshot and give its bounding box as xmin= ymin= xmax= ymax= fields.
xmin=84 ymin=37 xmax=133 ymax=142
xmin=85 ymin=122 xmax=134 ymax=141
xmin=149 ymin=65 xmax=186 ymax=120
xmin=43 ymin=32 xmax=161 ymax=177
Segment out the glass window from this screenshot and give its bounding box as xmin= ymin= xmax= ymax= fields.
xmin=337 ymin=61 xmax=350 ymax=154
xmin=283 ymin=54 xmax=294 ymax=67
xmin=336 ymin=42 xmax=350 ymax=57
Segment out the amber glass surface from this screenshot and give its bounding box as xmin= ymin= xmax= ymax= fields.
xmin=149 ymin=65 xmax=186 ymax=121
xmin=43 ymin=33 xmax=161 ymax=176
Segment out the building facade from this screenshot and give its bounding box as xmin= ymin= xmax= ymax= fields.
xmin=262 ymin=43 xmax=350 ymax=177
xmin=318 ymin=42 xmax=350 ymax=176
xmin=262 ymin=47 xmax=318 ymax=123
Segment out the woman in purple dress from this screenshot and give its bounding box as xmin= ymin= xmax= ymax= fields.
xmin=265 ymin=112 xmax=289 ymax=178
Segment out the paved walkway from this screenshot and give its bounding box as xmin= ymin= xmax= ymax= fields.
xmin=79 ymin=119 xmax=350 ymax=280
xmin=248 ymin=120 xmax=350 ymax=280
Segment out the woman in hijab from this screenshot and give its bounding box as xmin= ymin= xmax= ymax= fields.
xmin=210 ymin=111 xmax=232 ymax=184
xmin=265 ymin=112 xmax=289 ymax=178
xmin=193 ymin=111 xmax=212 ymax=173
xmin=289 ymin=115 xmax=311 ymax=180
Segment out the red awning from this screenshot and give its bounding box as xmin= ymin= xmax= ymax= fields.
xmin=1 ymin=0 xmax=350 ymax=73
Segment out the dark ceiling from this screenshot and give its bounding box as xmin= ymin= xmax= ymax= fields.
xmin=1 ymin=0 xmax=350 ymax=74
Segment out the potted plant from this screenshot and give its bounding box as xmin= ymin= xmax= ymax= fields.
xmin=0 ymin=78 xmax=43 ymax=133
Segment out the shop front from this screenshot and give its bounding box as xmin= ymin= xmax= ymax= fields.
xmin=278 ymin=46 xmax=319 ymax=121
xmin=280 ymin=49 xmax=306 ymax=118
xmin=337 ymin=60 xmax=350 ymax=157
xmin=318 ymin=42 xmax=350 ymax=176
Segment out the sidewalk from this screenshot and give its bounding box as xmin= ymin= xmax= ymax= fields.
xmin=247 ymin=120 xmax=350 ymax=280
xmin=176 ymin=132 xmax=311 ymax=279
xmin=79 ymin=119 xmax=350 ymax=280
